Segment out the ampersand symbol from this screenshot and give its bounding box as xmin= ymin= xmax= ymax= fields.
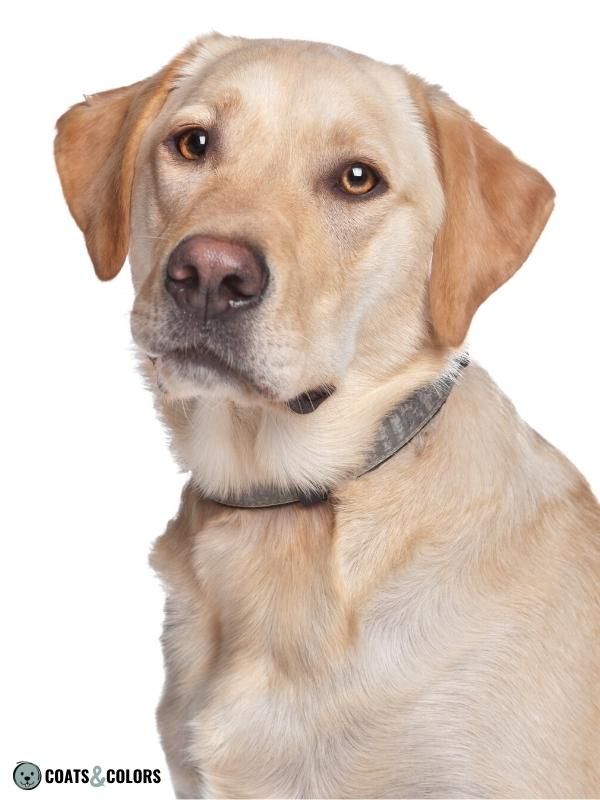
xmin=91 ymin=765 xmax=105 ymax=787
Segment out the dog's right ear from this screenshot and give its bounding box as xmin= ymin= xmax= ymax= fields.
xmin=55 ymin=71 xmax=175 ymax=280
xmin=54 ymin=35 xmax=233 ymax=281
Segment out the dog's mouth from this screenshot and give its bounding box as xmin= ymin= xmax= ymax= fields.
xmin=168 ymin=345 xmax=246 ymax=381
xmin=156 ymin=345 xmax=270 ymax=396
xmin=149 ymin=348 xmax=336 ymax=413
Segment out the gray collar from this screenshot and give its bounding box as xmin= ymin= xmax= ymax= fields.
xmin=203 ymin=354 xmax=469 ymax=509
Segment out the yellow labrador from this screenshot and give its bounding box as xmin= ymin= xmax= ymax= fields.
xmin=55 ymin=35 xmax=600 ymax=799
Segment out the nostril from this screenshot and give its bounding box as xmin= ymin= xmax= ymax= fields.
xmin=167 ymin=262 xmax=199 ymax=290
xmin=221 ymin=272 xmax=257 ymax=301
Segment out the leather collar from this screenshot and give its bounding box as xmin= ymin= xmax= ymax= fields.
xmin=202 ymin=354 xmax=469 ymax=509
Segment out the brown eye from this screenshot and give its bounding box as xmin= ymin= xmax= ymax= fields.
xmin=175 ymin=128 xmax=208 ymax=160
xmin=339 ymin=163 xmax=379 ymax=195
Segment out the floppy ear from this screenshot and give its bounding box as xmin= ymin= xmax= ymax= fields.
xmin=55 ymin=35 xmax=239 ymax=280
xmin=413 ymin=81 xmax=555 ymax=346
xmin=54 ymin=64 xmax=181 ymax=281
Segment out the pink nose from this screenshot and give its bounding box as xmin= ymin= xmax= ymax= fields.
xmin=165 ymin=235 xmax=268 ymax=321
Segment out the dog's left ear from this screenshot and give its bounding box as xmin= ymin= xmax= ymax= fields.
xmin=409 ymin=77 xmax=555 ymax=347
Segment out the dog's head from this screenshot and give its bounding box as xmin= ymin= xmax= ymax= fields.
xmin=55 ymin=35 xmax=553 ymax=412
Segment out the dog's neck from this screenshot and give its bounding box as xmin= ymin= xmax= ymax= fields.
xmin=200 ymin=353 xmax=468 ymax=508
xmin=155 ymin=346 xmax=464 ymax=502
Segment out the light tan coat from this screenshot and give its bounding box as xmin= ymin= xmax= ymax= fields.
xmin=55 ymin=35 xmax=600 ymax=798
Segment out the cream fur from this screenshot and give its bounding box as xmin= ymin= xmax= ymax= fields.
xmin=152 ymin=364 xmax=599 ymax=798
xmin=54 ymin=34 xmax=600 ymax=799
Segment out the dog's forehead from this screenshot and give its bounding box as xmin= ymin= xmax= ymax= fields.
xmin=173 ymin=39 xmax=402 ymax=133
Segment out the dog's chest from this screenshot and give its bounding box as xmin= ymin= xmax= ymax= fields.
xmin=163 ymin=507 xmax=375 ymax=794
xmin=153 ymin=496 xmax=508 ymax=797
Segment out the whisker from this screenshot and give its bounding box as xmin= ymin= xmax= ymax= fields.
xmin=136 ymin=235 xmax=172 ymax=241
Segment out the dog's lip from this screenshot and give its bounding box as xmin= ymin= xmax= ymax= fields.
xmin=149 ymin=349 xmax=336 ymax=411
xmin=156 ymin=346 xmax=275 ymax=399
xmin=167 ymin=345 xmax=230 ymax=372
xmin=286 ymin=385 xmax=336 ymax=414
xmin=165 ymin=345 xmax=248 ymax=382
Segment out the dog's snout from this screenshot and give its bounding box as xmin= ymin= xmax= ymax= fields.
xmin=165 ymin=235 xmax=267 ymax=321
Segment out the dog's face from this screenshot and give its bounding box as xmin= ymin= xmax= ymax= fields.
xmin=55 ymin=35 xmax=554 ymax=411
xmin=128 ymin=39 xmax=443 ymax=407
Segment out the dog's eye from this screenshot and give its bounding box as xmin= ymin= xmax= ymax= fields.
xmin=339 ymin=163 xmax=379 ymax=195
xmin=174 ymin=128 xmax=209 ymax=160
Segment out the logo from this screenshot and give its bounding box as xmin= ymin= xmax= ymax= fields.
xmin=12 ymin=762 xmax=162 ymax=790
xmin=13 ymin=762 xmax=42 ymax=791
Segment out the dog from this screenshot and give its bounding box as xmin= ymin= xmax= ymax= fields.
xmin=55 ymin=34 xmax=599 ymax=798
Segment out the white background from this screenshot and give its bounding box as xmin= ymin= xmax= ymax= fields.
xmin=1 ymin=1 xmax=598 ymax=797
